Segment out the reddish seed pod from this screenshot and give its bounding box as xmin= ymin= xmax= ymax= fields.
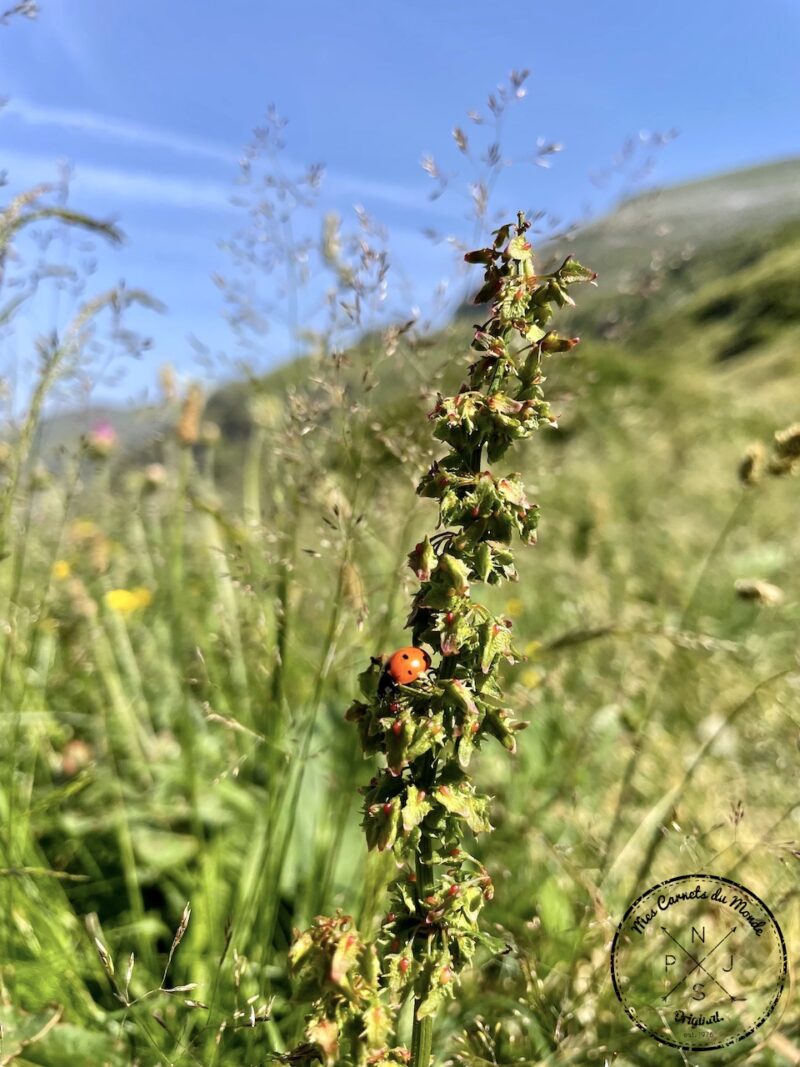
xmin=399 ymin=957 xmax=410 ymax=974
xmin=392 ymin=720 xmax=403 ymax=736
xmin=382 ymin=802 xmax=392 ymax=815
xmin=445 ymin=611 xmax=455 ymax=624
xmin=439 ymin=965 xmax=452 ymax=985
xmin=471 ymin=722 xmax=479 ymax=734
xmin=471 ymin=506 xmax=480 ymax=518
xmin=386 ymin=912 xmax=396 ymax=924
xmin=389 ymin=701 xmax=400 ymax=713
xmin=449 ymin=847 xmax=460 ymax=857
xmin=448 ymin=884 xmax=460 ymax=898
xmin=425 ymin=894 xmax=438 ymax=905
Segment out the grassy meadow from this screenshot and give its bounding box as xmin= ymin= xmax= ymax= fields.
xmin=1 ymin=169 xmax=799 ymax=1066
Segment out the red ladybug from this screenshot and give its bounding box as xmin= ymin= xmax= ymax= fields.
xmin=387 ymin=646 xmax=431 ymax=685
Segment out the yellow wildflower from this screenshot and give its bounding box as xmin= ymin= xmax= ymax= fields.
xmin=52 ymin=560 xmax=71 ymax=581
xmin=70 ymin=519 xmax=99 ymax=540
xmin=505 ymin=597 xmax=524 ymax=618
xmin=104 ymin=587 xmax=153 ymax=616
xmin=522 ymin=669 xmax=543 ymax=689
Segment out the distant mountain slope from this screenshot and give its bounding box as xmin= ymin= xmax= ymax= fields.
xmin=556 ymin=156 xmax=800 ymax=286
xmin=34 ymin=403 xmax=170 ymax=463
xmin=27 ymin=155 xmax=800 ymax=460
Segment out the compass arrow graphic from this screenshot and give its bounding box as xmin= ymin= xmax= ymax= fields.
xmin=661 ymin=925 xmax=742 ymax=1004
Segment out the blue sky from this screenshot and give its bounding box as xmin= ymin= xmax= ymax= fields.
xmin=2 ymin=0 xmax=799 ymax=407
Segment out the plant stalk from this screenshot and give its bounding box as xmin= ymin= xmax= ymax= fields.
xmin=410 ymin=831 xmax=435 ymax=1067
xmin=410 ymin=651 xmax=458 ymax=1067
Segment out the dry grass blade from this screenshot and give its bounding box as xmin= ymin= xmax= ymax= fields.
xmin=161 ymin=903 xmax=192 ymax=988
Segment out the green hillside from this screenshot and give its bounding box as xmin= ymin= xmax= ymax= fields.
xmin=202 ymin=208 xmax=800 ymax=494
xmin=557 ymin=155 xmax=800 ymax=285
xmin=197 ymin=160 xmax=800 ymax=504
xmin=34 ymin=156 xmax=800 ymax=463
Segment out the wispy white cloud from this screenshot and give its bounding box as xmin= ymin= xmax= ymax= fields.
xmin=2 ymin=149 xmax=236 ymax=211
xmin=2 ymin=96 xmax=441 ymax=214
xmin=1 ymin=152 xmax=449 ymax=249
xmin=4 ymin=96 xmax=238 ymax=164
